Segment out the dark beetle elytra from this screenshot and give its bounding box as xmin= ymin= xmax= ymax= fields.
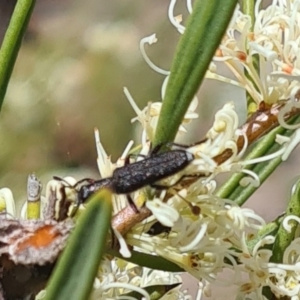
xmin=76 ymin=149 xmax=194 ymax=205
xmin=54 ymin=147 xmax=194 ymax=213
xmin=112 ymin=150 xmax=194 ymax=193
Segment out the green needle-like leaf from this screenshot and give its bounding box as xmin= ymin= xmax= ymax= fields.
xmin=109 ymin=248 xmax=183 ymax=272
xmin=45 ymin=190 xmax=112 ymax=300
xmin=216 ymin=125 xmax=286 ymax=199
xmin=0 ymin=0 xmax=36 ymax=109
xmin=154 ymin=0 xmax=238 ymax=147
xmin=271 ymin=179 xmax=300 ymax=263
xmin=216 ymin=115 xmax=300 ymax=205
xmin=240 ymin=0 xmax=259 ymax=112
xmin=240 ymin=0 xmax=256 ymax=25
xmin=247 ymin=213 xmax=284 ymax=253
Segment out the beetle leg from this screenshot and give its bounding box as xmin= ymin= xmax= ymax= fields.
xmin=165 ymin=139 xmax=207 ymax=149
xmin=126 ymin=194 xmax=139 ymax=213
xmin=72 ymin=178 xmax=95 ymax=189
xmin=150 ymin=174 xmax=200 ymax=190
xmin=150 ymin=143 xmax=163 ymax=154
xmin=125 ymin=154 xmax=147 ymax=165
xmin=150 ymin=175 xmax=188 ymax=189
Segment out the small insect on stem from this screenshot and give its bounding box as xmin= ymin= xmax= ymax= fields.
xmin=54 ymin=143 xmax=196 ymax=215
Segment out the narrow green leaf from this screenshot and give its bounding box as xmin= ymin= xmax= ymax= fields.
xmin=247 ymin=213 xmax=284 ymax=253
xmin=216 ymin=125 xmax=286 ymax=199
xmin=0 ymin=0 xmax=36 ymax=110
xmin=240 ymin=0 xmax=259 ymax=112
xmin=216 ymin=115 xmax=300 ymax=204
xmin=122 ymin=283 xmax=181 ymax=300
xmin=45 ymin=190 xmax=112 ymax=300
xmin=154 ymin=0 xmax=238 ymax=147
xmin=240 ymin=0 xmax=256 ymax=27
xmin=271 ymin=179 xmax=300 ymax=263
xmin=109 ymin=248 xmax=183 ymax=272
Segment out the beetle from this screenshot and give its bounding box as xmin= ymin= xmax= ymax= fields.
xmin=54 ymin=144 xmax=194 ymax=213
xmin=147 ymin=221 xmax=171 ymax=236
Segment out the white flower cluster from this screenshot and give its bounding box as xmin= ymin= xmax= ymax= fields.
xmin=115 ymin=0 xmax=300 ymax=298
xmin=166 ymin=0 xmax=300 ymax=105
xmin=90 ymin=257 xmax=194 ymax=300
xmin=85 ymin=97 xmax=298 ymax=299
xmin=124 ymin=86 xmax=198 ymax=143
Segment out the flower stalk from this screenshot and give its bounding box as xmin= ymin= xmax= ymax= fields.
xmin=271 ymin=179 xmax=300 ymax=263
xmin=217 ymin=115 xmax=300 ymax=204
xmin=154 ymin=0 xmax=238 ymax=147
xmin=0 ymin=0 xmax=36 ymax=110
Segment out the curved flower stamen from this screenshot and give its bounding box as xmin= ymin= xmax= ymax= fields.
xmin=146 ymin=198 xmax=179 ymax=227
xmin=276 ymin=128 xmax=300 ymax=161
xmin=140 ymin=34 xmax=169 ymax=75
xmin=168 ymin=0 xmax=185 ymax=34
